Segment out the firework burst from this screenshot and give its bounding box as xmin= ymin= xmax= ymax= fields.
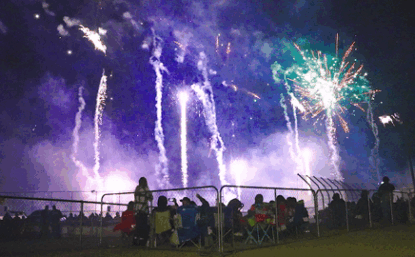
xmin=379 ymin=113 xmax=402 ymax=127
xmin=79 ymin=25 xmax=107 ymax=54
xmin=283 ymin=35 xmax=375 ymax=132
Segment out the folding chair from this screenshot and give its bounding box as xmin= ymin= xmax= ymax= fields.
xmin=203 ymin=210 xmax=222 ymax=249
xmin=244 ymin=216 xmax=258 ymax=245
xmin=258 ymin=215 xmax=275 ymax=244
xmin=151 ymin=210 xmax=172 ymax=247
xmin=245 ymin=214 xmax=275 ymax=245
xmin=176 ymin=206 xmax=201 ymax=249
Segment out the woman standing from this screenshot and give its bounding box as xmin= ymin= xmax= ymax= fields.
xmin=134 ymin=177 xmax=153 ymax=246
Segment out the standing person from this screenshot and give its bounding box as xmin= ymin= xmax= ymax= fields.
xmin=41 ymin=205 xmax=50 ymax=239
xmin=355 ymin=190 xmax=371 ymax=223
xmin=378 ymin=176 xmax=395 ymax=224
xmin=328 ymin=193 xmax=346 ymax=229
xmin=134 ymin=177 xmax=153 ymax=246
xmin=51 ymin=205 xmax=63 ymax=238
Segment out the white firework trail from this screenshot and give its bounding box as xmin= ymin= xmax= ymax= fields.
xmin=230 ymin=159 xmax=245 ymax=200
xmin=179 ymin=92 xmax=189 ymax=188
xmin=280 ymin=94 xmax=297 ymax=162
xmin=79 ymin=25 xmax=107 ymax=54
xmin=192 ymin=52 xmax=229 ymax=188
xmin=150 ymin=30 xmax=170 ymax=188
xmin=282 ymin=93 xmax=310 ymax=186
xmin=326 ymin=111 xmax=343 ymax=180
xmin=93 ymin=70 xmax=107 ymax=179
xmin=367 ymin=101 xmax=381 ymax=182
xmin=71 ymin=86 xmax=89 ymax=177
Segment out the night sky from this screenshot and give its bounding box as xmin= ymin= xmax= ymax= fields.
xmin=1 ymin=0 xmax=414 ymax=194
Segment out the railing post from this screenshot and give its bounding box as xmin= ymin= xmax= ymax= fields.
xmin=219 ymin=187 xmax=223 ymax=253
xmin=307 ymin=176 xmax=325 ymax=209
xmin=368 ymin=192 xmax=372 ymax=228
xmin=345 ymin=200 xmax=349 ymax=232
xmin=100 ymin=196 xmax=104 ymax=246
xmin=314 ymin=190 xmax=320 ymax=237
xmin=408 ymin=192 xmax=412 ymax=223
xmin=274 ymin=188 xmax=279 ymax=244
xmin=80 ymin=201 xmax=84 ymax=247
xmin=390 ymin=191 xmax=394 ymax=225
xmin=70 ymin=192 xmax=73 ymax=215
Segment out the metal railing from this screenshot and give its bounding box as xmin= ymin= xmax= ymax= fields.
xmin=314 ymin=189 xmax=413 ymax=237
xmin=219 ymin=185 xmax=316 ymax=253
xmin=1 ymin=186 xmax=414 ymax=255
xmin=0 ymin=194 xmax=126 ymax=253
xmin=100 ymin=186 xmax=219 ymax=251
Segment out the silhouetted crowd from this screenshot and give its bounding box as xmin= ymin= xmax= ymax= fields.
xmin=113 ymin=176 xmax=312 ymax=248
xmin=319 ymin=176 xmax=410 ymax=229
xmin=1 ymin=175 xmax=413 ymax=246
xmin=0 ymin=204 xmax=122 ymax=241
xmin=112 ymin=176 xmax=414 ymax=248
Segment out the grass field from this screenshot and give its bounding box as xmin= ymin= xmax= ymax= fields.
xmin=6 ymin=224 xmax=415 ymax=257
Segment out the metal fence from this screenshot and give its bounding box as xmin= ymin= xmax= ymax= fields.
xmin=0 ymin=190 xmax=129 ymax=216
xmin=219 ymin=185 xmax=316 ymax=253
xmin=100 ymin=186 xmax=219 ymax=252
xmin=314 ymin=189 xmax=413 ymax=237
xmin=0 ymin=194 xmax=127 ymax=256
xmin=1 ymin=186 xmax=414 ymax=255
xmin=297 ymin=174 xmax=376 ymax=209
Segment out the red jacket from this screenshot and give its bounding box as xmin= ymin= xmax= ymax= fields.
xmin=113 ymin=210 xmax=135 ymax=234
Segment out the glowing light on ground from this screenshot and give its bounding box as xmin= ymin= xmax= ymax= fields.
xmin=150 ymin=30 xmax=170 ymax=188
xmin=93 ymin=70 xmax=107 ymax=179
xmin=179 ymin=91 xmax=189 ymax=188
xmin=79 ymin=25 xmax=107 ymax=54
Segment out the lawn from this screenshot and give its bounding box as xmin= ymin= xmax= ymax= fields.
xmin=7 ymin=224 xmax=415 ymax=257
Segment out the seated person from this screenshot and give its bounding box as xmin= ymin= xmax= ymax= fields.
xmin=276 ymin=195 xmax=288 ymax=231
xmin=195 ymin=194 xmax=215 ymax=246
xmin=224 ymin=198 xmax=244 ymax=236
xmin=152 ymin=196 xmax=177 ymax=245
xmin=286 ymin=197 xmax=297 ymax=222
xmin=113 ymin=201 xmax=136 ymax=236
xmin=176 ymin=197 xmax=200 ymax=244
xmin=247 ymin=194 xmax=269 ymax=226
